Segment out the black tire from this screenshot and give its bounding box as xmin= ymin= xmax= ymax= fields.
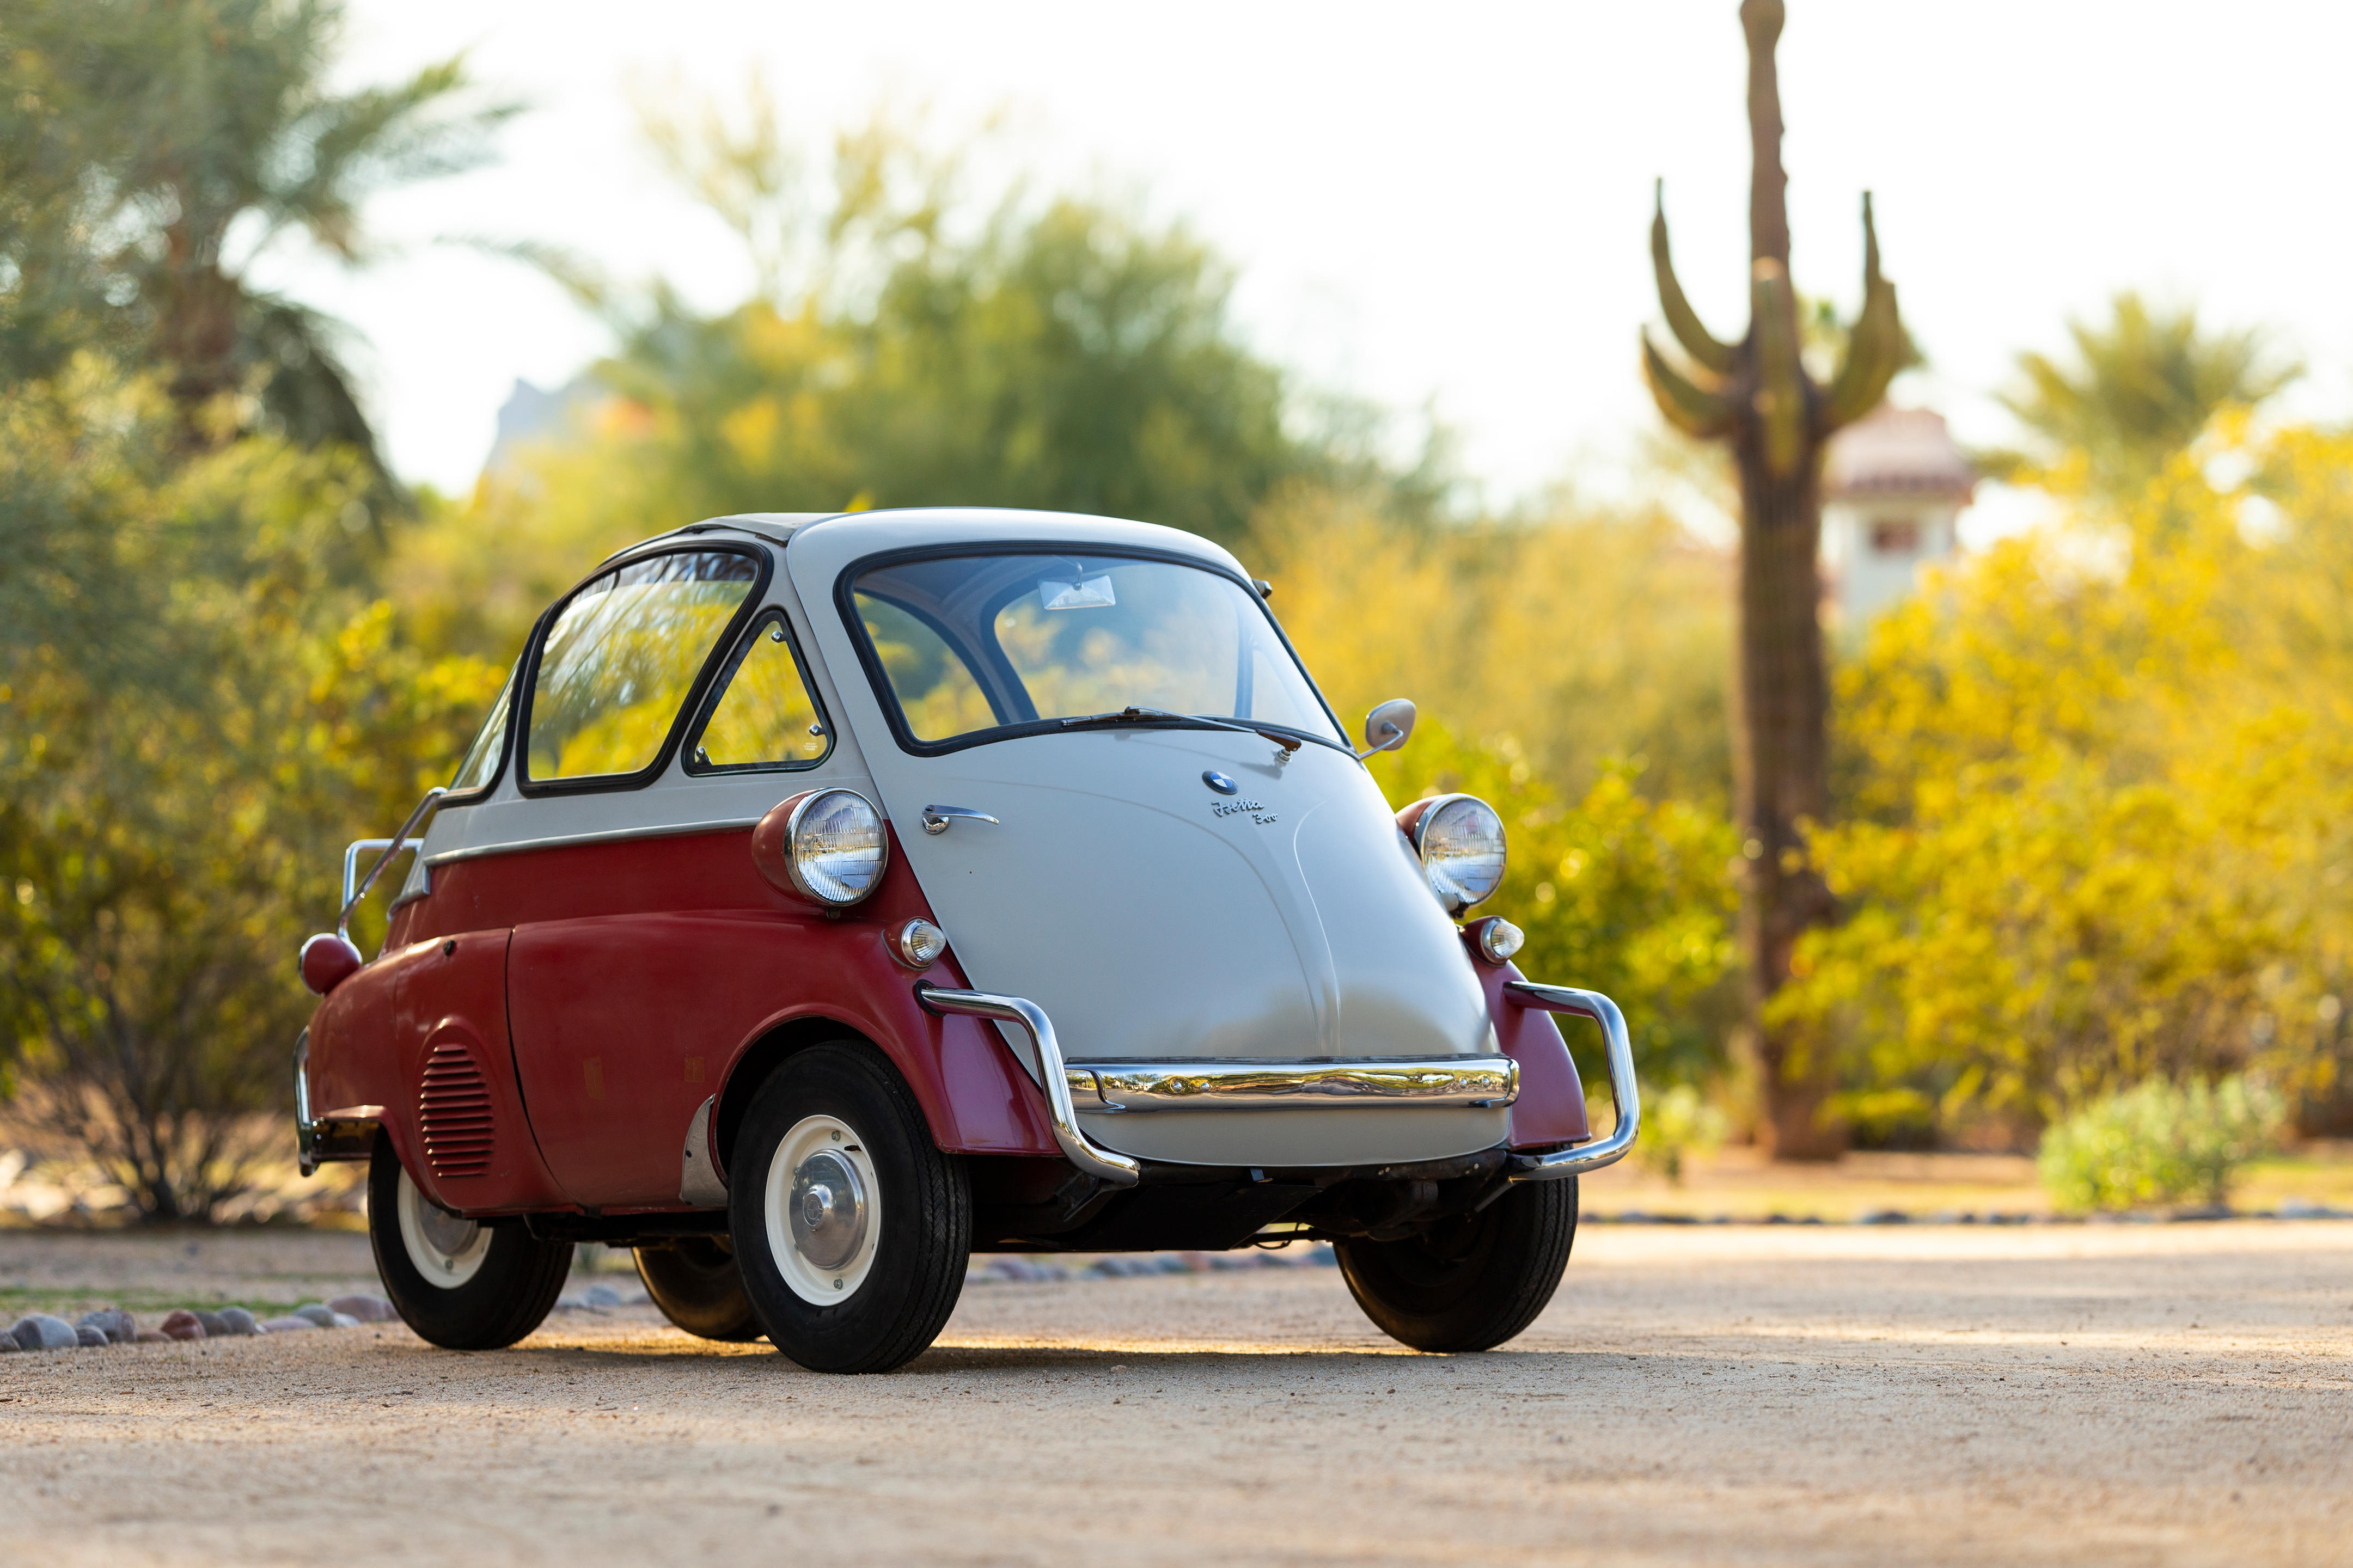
xmin=1336 ymin=1176 xmax=1578 ymax=1353
xmin=727 ymin=1042 xmax=969 ymax=1374
xmin=368 ymin=1137 xmax=573 ymax=1351
xmin=635 ymin=1237 xmax=762 ymax=1342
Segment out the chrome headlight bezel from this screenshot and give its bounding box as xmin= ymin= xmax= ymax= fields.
xmin=785 ymin=788 xmax=889 ymax=906
xmin=1411 ymin=793 xmax=1507 ymax=917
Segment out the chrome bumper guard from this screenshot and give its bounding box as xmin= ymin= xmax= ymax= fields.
xmin=292 ymin=1030 xmax=378 ymax=1177
xmin=1500 ymin=982 xmax=1641 ymax=1182
xmin=915 ymin=985 xmax=1142 ymax=1187
xmin=1062 ymin=1056 xmax=1518 ymax=1113
xmin=294 ymin=1030 xmax=317 ymax=1176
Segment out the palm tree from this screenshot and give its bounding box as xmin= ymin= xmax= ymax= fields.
xmin=1990 ymin=293 xmax=2297 ymax=496
xmin=0 ymin=0 xmax=514 ymax=478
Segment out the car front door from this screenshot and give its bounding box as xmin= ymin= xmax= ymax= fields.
xmin=498 ymin=547 xmax=781 ymax=1208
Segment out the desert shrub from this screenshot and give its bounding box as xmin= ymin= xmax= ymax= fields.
xmin=2036 ymin=1075 xmax=2285 ymax=1213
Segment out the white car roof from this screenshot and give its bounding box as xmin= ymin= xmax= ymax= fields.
xmin=607 ymin=506 xmax=1245 ymax=577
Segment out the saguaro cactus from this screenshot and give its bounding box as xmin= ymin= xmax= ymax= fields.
xmin=1640 ymin=0 xmax=1905 ymax=1159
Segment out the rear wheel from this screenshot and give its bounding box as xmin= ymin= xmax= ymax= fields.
xmin=635 ymin=1236 xmax=761 ymax=1342
xmin=1336 ymin=1177 xmax=1577 ymax=1352
xmin=728 ymin=1042 xmax=970 ymax=1373
xmin=368 ymin=1138 xmax=572 ymax=1350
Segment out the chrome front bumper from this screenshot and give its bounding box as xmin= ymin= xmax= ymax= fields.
xmin=1064 ymin=1056 xmax=1518 ymax=1113
xmin=919 ymin=976 xmax=1639 ymax=1189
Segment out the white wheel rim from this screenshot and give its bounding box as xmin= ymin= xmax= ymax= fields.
xmin=765 ymin=1113 xmax=881 ymax=1305
xmin=396 ymin=1168 xmax=491 ymax=1289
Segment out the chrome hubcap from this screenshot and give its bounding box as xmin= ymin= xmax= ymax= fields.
xmin=763 ymin=1114 xmax=883 ymax=1304
xmin=789 ymin=1152 xmax=867 ymax=1271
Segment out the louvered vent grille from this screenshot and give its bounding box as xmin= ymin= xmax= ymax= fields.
xmin=418 ymin=1042 xmax=494 ymax=1180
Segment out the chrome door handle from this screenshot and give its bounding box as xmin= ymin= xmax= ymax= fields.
xmin=920 ymin=805 xmax=1000 ymax=835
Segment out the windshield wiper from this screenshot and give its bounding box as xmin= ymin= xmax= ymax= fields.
xmin=1058 ymin=706 xmax=1305 ymax=764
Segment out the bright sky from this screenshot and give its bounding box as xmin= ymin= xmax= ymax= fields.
xmin=276 ymin=0 xmax=2353 ymax=524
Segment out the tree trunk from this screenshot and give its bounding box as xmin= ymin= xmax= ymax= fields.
xmin=1733 ymin=437 xmax=1843 ymax=1159
xmin=1642 ymin=3 xmax=1901 ymax=1159
xmin=1731 ymin=0 xmax=1843 ymax=1159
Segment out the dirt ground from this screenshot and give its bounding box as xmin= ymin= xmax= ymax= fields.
xmin=3 ymin=1222 xmax=2349 ymax=1567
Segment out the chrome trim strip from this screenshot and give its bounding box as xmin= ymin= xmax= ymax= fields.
xmin=914 ymin=985 xmax=1142 ymax=1187
xmin=1500 ymin=982 xmax=1641 ymax=1181
xmin=422 ymin=815 xmax=766 ymax=868
xmin=1060 ymin=1056 xmax=1519 ymax=1113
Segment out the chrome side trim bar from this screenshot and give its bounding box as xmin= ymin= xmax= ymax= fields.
xmin=914 ymin=985 xmax=1142 ymax=1187
xmin=421 ymin=815 xmax=766 ymax=868
xmin=338 ymin=786 xmax=445 ymax=942
xmin=1500 ymin=982 xmax=1641 ymax=1181
xmin=1062 ymin=1056 xmax=1518 ymax=1113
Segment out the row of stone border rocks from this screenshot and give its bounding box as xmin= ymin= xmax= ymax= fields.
xmin=968 ymin=1244 xmax=1341 ymax=1284
xmin=1587 ymin=1200 xmax=2353 ymax=1225
xmin=1 ymin=1294 xmax=399 ymax=1353
xmin=551 ymin=1282 xmax=652 ymax=1312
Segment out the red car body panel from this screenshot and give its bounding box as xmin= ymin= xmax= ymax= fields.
xmin=1457 ymin=929 xmax=1592 ymax=1149
xmin=308 ymin=823 xmax=1061 ymax=1216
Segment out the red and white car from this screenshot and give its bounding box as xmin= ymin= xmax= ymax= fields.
xmin=295 ymin=508 xmax=1637 ymax=1372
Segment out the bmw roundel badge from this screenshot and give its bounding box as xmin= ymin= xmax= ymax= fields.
xmin=1202 ymin=769 xmax=1239 ymax=795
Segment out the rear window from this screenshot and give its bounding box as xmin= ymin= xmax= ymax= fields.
xmin=525 ymin=551 xmax=759 ymax=782
xmin=849 ymin=551 xmax=1341 ymax=750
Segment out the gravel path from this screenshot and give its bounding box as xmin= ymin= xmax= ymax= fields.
xmin=2 ymin=1221 xmax=2348 ymax=1566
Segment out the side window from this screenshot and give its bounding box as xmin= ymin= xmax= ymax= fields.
xmin=447 ymin=665 xmax=516 ymax=794
xmin=525 ymin=550 xmax=759 ymax=783
xmin=688 ymin=611 xmax=832 ymax=771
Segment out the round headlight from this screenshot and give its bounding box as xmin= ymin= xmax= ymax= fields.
xmin=1413 ymin=794 xmax=1506 ymax=916
xmin=786 ymin=789 xmax=888 ymax=905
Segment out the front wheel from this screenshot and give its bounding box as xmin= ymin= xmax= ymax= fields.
xmin=1336 ymin=1177 xmax=1577 ymax=1352
xmin=728 ymin=1042 xmax=970 ymax=1373
xmin=635 ymin=1236 xmax=761 ymax=1342
xmin=368 ymin=1138 xmax=573 ymax=1350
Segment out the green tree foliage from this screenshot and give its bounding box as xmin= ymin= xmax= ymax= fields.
xmin=1364 ymin=721 xmax=1740 ymax=1093
xmin=1255 ymin=485 xmax=1732 ymax=808
xmin=0 ymin=0 xmax=510 ymax=475
xmin=1779 ymin=413 xmax=2353 ymax=1140
xmin=0 ymin=358 xmax=499 ymax=1218
xmin=399 ymin=93 xmax=1416 ymax=661
xmin=1987 ymin=292 xmax=2299 ymax=498
xmin=0 ymin=2 xmax=509 ymax=1217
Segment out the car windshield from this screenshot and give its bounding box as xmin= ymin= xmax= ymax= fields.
xmin=849 ymin=552 xmax=1343 ymax=749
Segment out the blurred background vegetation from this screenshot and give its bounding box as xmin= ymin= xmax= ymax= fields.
xmin=2 ymin=1 xmax=2346 ymax=1219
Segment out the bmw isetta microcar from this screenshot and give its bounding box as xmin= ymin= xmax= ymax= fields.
xmin=294 ymin=508 xmax=1637 ymax=1373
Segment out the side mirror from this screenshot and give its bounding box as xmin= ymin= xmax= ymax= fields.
xmin=1358 ymin=698 xmax=1416 ymax=759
